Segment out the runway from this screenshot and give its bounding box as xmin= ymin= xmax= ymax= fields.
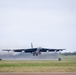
xmin=0 ymin=72 xmax=76 ymax=75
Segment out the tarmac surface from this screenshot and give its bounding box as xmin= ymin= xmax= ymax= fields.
xmin=0 ymin=72 xmax=76 ymax=75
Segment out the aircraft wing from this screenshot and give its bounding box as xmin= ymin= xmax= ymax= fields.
xmin=13 ymin=48 xmax=48 ymax=53
xmin=24 ymin=48 xmax=37 ymax=53
xmin=2 ymin=49 xmax=11 ymax=52
xmin=40 ymin=48 xmax=65 ymax=52
xmin=39 ymin=48 xmax=49 ymax=52
xmin=13 ymin=48 xmax=37 ymax=53
xmin=13 ymin=48 xmax=65 ymax=52
xmin=48 ymin=49 xmax=65 ymax=52
xmin=13 ymin=49 xmax=26 ymax=52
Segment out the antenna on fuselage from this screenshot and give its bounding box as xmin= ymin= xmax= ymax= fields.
xmin=31 ymin=43 xmax=33 ymax=48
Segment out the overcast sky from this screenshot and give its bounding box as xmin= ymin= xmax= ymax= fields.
xmin=0 ymin=0 xmax=76 ymax=52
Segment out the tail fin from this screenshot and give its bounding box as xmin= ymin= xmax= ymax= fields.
xmin=31 ymin=43 xmax=33 ymax=48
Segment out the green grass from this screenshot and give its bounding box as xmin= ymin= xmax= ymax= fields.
xmin=0 ymin=55 xmax=76 ymax=72
xmin=61 ymin=55 xmax=76 ymax=61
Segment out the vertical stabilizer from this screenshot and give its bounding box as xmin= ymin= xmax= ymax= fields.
xmin=31 ymin=43 xmax=33 ymax=48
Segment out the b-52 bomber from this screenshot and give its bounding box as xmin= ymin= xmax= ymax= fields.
xmin=2 ymin=43 xmax=65 ymax=56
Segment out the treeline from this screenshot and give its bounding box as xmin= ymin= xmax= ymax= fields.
xmin=62 ymin=51 xmax=76 ymax=56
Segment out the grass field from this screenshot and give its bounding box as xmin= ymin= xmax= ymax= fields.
xmin=0 ymin=55 xmax=76 ymax=72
